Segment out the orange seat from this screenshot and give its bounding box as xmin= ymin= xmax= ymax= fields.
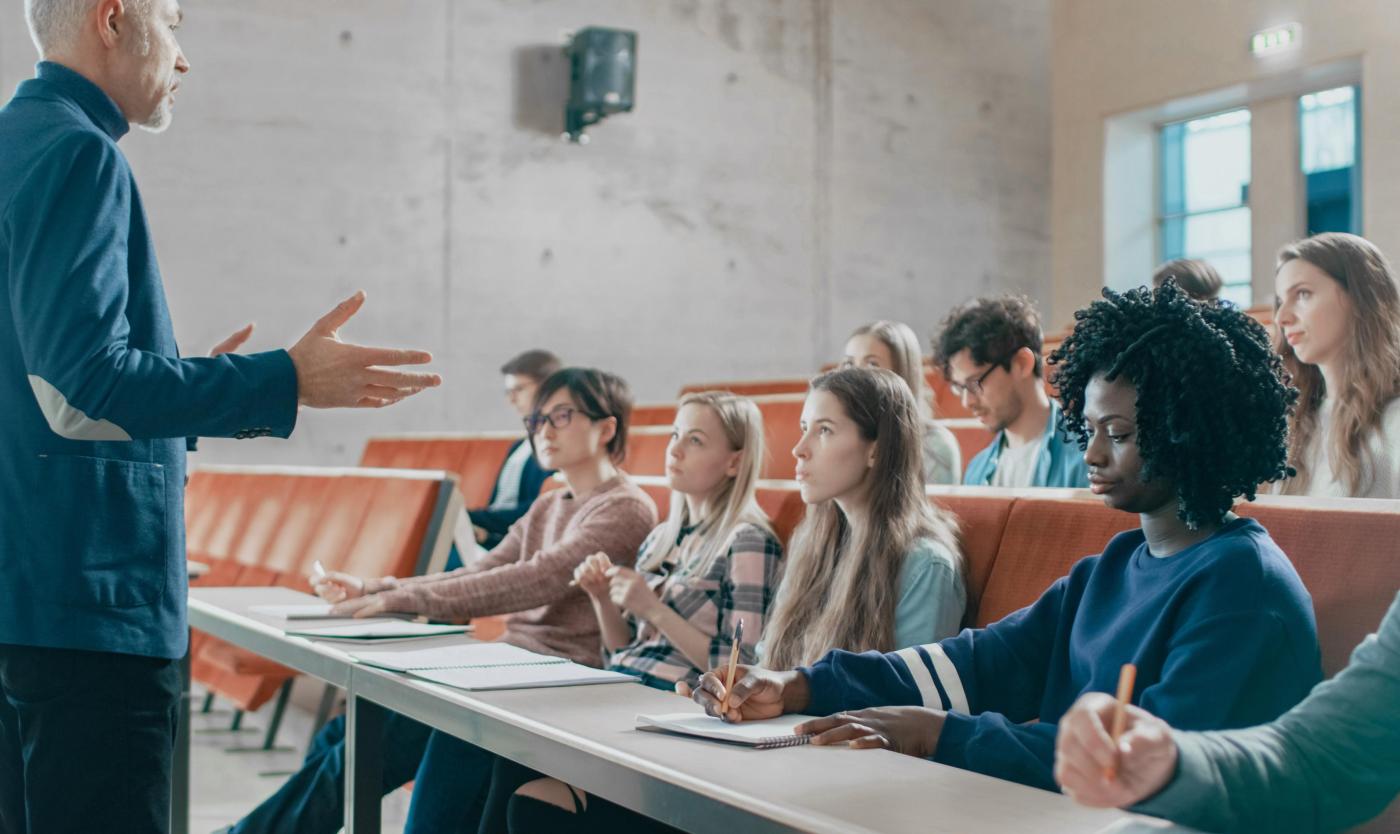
xmin=940 ymin=419 xmax=995 ymax=478
xmin=186 ymin=466 xmax=455 ymax=714
xmin=359 ymin=434 xmax=517 ymax=508
xmin=975 ymin=496 xmax=1137 ymax=627
xmin=623 ymin=426 xmax=672 ymax=477
xmin=679 ymin=378 xmax=810 ymax=397
xmin=631 ymin=403 xmax=678 ymax=427
xmin=751 ymin=394 xmax=805 ymax=480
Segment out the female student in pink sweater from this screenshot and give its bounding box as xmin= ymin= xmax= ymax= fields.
xmin=224 ymin=367 xmax=656 ymax=834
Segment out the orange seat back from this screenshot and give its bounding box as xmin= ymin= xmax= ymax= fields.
xmin=680 ymin=378 xmax=810 ymax=397
xmin=976 ymin=497 xmax=1137 ymax=627
xmin=624 ymin=427 xmax=672 ymax=477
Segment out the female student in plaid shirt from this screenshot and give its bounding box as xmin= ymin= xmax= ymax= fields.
xmin=404 ymin=390 xmax=781 ymax=833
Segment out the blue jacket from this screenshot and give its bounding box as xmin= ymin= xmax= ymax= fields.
xmin=962 ymin=400 xmax=1090 ymax=487
xmin=799 ymin=518 xmax=1322 ymax=791
xmin=0 ymin=63 xmax=299 ymax=660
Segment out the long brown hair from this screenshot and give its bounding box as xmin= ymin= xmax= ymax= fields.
xmin=1275 ymin=233 xmax=1400 ymax=495
xmin=761 ymin=367 xmax=962 ymax=669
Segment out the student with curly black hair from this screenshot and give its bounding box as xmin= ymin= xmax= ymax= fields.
xmin=687 ymin=280 xmax=1321 ymax=795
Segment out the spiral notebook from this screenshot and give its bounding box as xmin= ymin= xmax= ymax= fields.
xmin=348 ymin=642 xmax=568 ymax=673
xmin=635 ymin=713 xmax=816 ymax=749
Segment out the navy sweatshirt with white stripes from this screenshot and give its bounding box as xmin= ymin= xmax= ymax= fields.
xmin=799 ymin=517 xmax=1322 ymax=791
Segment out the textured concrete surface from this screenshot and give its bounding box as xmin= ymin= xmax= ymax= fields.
xmin=1 ymin=0 xmax=1051 ymax=465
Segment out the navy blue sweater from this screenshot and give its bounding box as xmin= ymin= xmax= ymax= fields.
xmin=800 ymin=517 xmax=1322 ymax=791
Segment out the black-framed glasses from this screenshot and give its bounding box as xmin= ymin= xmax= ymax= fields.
xmin=524 ymin=406 xmax=600 ymax=434
xmin=948 ymin=357 xmax=1013 ymax=398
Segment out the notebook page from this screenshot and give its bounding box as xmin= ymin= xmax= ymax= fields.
xmin=287 ymin=621 xmax=469 ymax=641
xmin=412 ymin=663 xmax=639 ymax=691
xmin=636 ymin=712 xmax=815 ymax=745
xmin=348 ymin=642 xmax=566 ymax=672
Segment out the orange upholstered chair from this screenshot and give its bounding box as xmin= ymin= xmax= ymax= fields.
xmin=751 ymin=394 xmax=805 ymax=480
xmin=940 ymin=419 xmax=995 ymax=478
xmin=679 ymin=377 xmax=809 ymax=397
xmin=623 ymin=426 xmax=672 ymax=477
xmin=185 ymin=465 xmax=455 ymax=741
xmin=975 ymin=496 xmax=1137 ymax=627
xmin=631 ymin=403 xmax=678 ymax=427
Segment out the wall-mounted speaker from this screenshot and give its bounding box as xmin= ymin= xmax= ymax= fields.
xmin=564 ymin=27 xmax=637 ymax=143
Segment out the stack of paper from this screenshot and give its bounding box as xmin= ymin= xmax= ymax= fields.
xmin=285 ymin=621 xmax=470 ymax=642
xmin=412 ymin=663 xmax=639 ymax=692
xmin=348 ymin=642 xmax=567 ymax=672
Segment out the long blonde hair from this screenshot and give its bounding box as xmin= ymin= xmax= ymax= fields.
xmin=1275 ymin=233 xmax=1400 ymax=495
xmin=761 ymin=368 xmax=962 ymax=670
xmin=639 ymin=392 xmax=774 ymax=578
xmin=847 ymin=320 xmax=937 ymax=422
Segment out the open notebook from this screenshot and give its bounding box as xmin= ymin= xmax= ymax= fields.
xmin=412 ymin=663 xmax=639 ymax=692
xmin=636 ymin=713 xmax=816 ymax=749
xmin=348 ymin=642 xmax=568 ymax=673
xmin=285 ymin=621 xmax=470 ymax=642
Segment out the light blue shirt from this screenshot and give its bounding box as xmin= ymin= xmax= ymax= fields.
xmin=892 ymin=536 xmax=967 ymax=648
xmin=963 ymin=400 xmax=1090 ymax=488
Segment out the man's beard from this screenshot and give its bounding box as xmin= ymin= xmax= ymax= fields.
xmin=138 ymin=96 xmax=173 ymax=133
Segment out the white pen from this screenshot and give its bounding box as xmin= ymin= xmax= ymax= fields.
xmin=312 ymin=560 xmax=327 ymax=580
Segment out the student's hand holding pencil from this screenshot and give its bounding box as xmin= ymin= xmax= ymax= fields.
xmin=1054 ymin=691 xmax=1178 ymax=808
xmin=686 ymin=664 xmax=808 ymax=723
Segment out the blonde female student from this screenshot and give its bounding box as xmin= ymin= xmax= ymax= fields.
xmin=413 ymin=391 xmax=782 ymax=833
xmin=843 ymin=320 xmax=962 ymax=484
xmin=502 ymin=366 xmax=968 ymax=832
xmin=1273 ymin=232 xmax=1400 ymax=498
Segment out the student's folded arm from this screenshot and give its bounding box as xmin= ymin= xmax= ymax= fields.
xmin=707 ymin=532 xmax=782 ymax=669
xmin=935 ymin=714 xmax=1061 ymax=790
xmin=8 ymin=137 xmax=297 ymax=443
xmin=377 ymin=498 xmax=652 ymax=620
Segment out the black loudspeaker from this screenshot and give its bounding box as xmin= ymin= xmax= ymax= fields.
xmin=564 ymin=27 xmax=637 ymax=143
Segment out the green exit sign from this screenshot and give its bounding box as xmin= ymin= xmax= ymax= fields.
xmin=1251 ymin=23 xmax=1299 ymax=56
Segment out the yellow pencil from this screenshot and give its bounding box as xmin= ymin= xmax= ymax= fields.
xmin=1104 ymin=662 xmax=1137 ymax=781
xmin=718 ymin=619 xmax=745 ymax=716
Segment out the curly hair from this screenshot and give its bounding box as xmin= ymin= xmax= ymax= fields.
xmin=933 ymin=295 xmax=1045 ymax=379
xmin=1047 ymin=280 xmax=1297 ymax=529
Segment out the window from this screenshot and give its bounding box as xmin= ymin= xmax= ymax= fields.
xmin=1159 ymin=108 xmax=1252 ymax=306
xmin=1300 ymin=85 xmax=1360 ymax=235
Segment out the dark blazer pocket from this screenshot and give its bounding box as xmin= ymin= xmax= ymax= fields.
xmin=31 ymin=454 xmax=167 ymax=609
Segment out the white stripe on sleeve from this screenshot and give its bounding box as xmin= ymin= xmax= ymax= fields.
xmin=894 ymin=647 xmax=944 ymax=709
xmin=925 ymin=643 xmax=970 ymax=714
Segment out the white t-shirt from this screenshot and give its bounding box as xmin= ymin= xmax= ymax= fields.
xmin=990 ymin=435 xmax=1044 ymax=488
xmin=1288 ymin=397 xmax=1400 ymax=499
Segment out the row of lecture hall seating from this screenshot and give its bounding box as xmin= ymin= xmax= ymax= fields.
xmin=183 ymin=465 xmax=458 ymax=747
xmin=193 ymin=429 xmax=1394 ymax=832
xmin=673 ymin=303 xmax=1278 ymax=411
xmin=350 ymin=432 xmax=1400 ymax=833
xmin=351 ymin=433 xmax=1398 ymax=678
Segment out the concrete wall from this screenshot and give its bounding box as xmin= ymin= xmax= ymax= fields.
xmin=1 ymin=0 xmax=1051 ymax=465
xmin=1051 ymin=0 xmax=1400 ymax=330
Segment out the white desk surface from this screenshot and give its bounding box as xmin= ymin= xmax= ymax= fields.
xmin=189 ymin=586 xmax=1190 ymax=834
